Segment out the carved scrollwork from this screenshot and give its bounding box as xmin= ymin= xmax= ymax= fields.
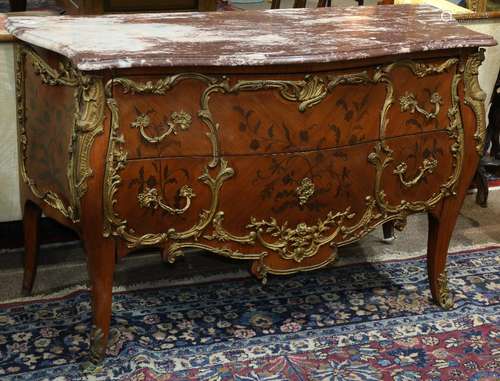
xmin=111 ymin=74 xmax=218 ymax=95
xmin=204 ymin=208 xmax=354 ymax=264
xmin=393 ymin=157 xmax=438 ymax=188
xmin=138 ymin=185 xmax=195 ymax=215
xmin=278 ymin=75 xmax=328 ymax=112
xmin=15 ymin=45 xmax=105 ymax=222
xmin=296 ymin=177 xmax=315 ymax=206
xmin=131 ymin=110 xmax=192 ymax=144
xmin=399 ymin=92 xmax=442 ymax=120
xmin=383 ymin=58 xmax=458 ymax=78
xmin=246 ymin=209 xmax=354 ymax=263
xmin=462 ymin=49 xmax=487 ymax=154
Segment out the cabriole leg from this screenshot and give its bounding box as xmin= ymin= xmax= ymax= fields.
xmin=22 ymin=201 xmax=42 ymax=296
xmin=81 ymin=235 xmax=116 ymax=372
xmin=426 ymin=201 xmax=462 ymax=310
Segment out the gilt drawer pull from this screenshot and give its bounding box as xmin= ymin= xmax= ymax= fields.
xmin=393 ymin=157 xmax=438 ymax=188
xmin=399 ymin=92 xmax=442 ymax=119
xmin=296 ymin=177 xmax=315 ymax=206
xmin=131 ymin=110 xmax=192 ymax=144
xmin=137 ymin=185 xmax=195 ymax=215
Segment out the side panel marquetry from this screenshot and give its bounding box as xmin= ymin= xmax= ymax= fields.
xmin=15 ymin=46 xmax=105 ymax=222
xmin=23 ymin=52 xmax=75 ymax=208
xmin=113 ymin=158 xmax=211 ymax=236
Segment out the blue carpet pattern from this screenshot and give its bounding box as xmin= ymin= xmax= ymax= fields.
xmin=0 ymin=246 xmax=498 ymax=380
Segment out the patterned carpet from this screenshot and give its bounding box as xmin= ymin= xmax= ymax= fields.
xmin=0 ymin=245 xmax=498 ymax=380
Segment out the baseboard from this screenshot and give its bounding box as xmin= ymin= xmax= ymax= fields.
xmin=0 ymin=217 xmax=79 ymax=250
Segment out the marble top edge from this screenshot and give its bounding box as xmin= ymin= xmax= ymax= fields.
xmin=6 ymin=5 xmax=497 ymax=71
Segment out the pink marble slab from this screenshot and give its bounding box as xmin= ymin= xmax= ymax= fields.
xmin=0 ymin=14 xmax=15 ymax=42
xmin=5 ymin=5 xmax=497 ymax=71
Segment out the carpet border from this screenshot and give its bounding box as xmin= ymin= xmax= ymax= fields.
xmin=0 ymin=242 xmax=498 ymax=307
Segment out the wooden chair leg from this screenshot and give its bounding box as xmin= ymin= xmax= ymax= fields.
xmin=474 ymin=163 xmax=489 ymax=207
xmin=82 ymin=235 xmax=116 ymax=372
xmin=22 ymin=201 xmax=42 ymax=296
xmin=9 ymin=0 xmax=27 ymax=12
xmin=381 ymin=221 xmax=396 ymax=243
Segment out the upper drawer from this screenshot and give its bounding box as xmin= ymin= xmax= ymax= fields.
xmin=384 ymin=58 xmax=458 ymax=138
xmin=108 ymin=70 xmax=387 ymax=159
xmin=108 ymin=57 xmax=458 ymax=160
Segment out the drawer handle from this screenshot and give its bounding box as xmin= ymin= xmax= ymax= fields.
xmin=296 ymin=177 xmax=315 ymax=206
xmin=137 ymin=185 xmax=195 ymax=215
xmin=399 ymin=92 xmax=442 ymax=120
xmin=393 ymin=157 xmax=438 ymax=188
xmin=131 ymin=111 xmax=192 ymax=144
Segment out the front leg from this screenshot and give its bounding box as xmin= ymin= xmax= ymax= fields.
xmin=426 ymin=204 xmax=459 ymax=310
xmin=81 ymin=234 xmax=116 ymax=371
xmin=427 ymin=50 xmax=487 ymax=309
xmin=22 ymin=201 xmax=42 ymax=296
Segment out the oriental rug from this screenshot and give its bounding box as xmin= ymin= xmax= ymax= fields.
xmin=0 ymin=245 xmax=498 ymax=380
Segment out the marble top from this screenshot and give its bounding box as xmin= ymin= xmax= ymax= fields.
xmin=5 ymin=5 xmax=496 ymax=71
xmin=0 ymin=15 xmax=15 ymax=42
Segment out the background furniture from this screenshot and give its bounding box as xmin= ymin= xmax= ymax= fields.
xmin=475 ymin=70 xmax=500 ymax=205
xmin=270 ymin=0 xmax=364 ymax=9
xmin=454 ymin=5 xmax=500 ymax=206
xmin=9 ymin=0 xmax=217 ymax=13
xmin=8 ymin=0 xmax=26 ymax=11
xmin=6 ymin=5 xmax=494 ymax=367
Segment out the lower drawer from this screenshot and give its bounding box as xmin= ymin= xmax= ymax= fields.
xmin=104 ymin=130 xmax=459 ymax=276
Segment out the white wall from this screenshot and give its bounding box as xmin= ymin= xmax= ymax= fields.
xmin=0 ymin=43 xmax=20 ymax=222
xmin=462 ymin=19 xmax=500 ymax=108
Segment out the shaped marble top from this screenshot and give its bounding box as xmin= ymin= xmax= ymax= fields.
xmin=0 ymin=15 xmax=15 ymax=42
xmin=5 ymin=5 xmax=497 ymax=71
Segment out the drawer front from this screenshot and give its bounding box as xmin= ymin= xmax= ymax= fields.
xmin=111 ymin=158 xmax=212 ymax=237
xmin=104 ymin=56 xmax=464 ymax=276
xmin=109 ymin=70 xmax=387 ymax=160
xmin=384 ymin=58 xmax=458 ymax=138
xmin=24 ymin=57 xmax=74 ymax=204
xmin=104 ymin=129 xmax=459 ymax=275
xmin=210 ymin=74 xmax=385 ymax=155
xmin=109 ymin=58 xmax=457 ymax=163
xmin=105 ymin=143 xmax=380 ymax=270
xmin=376 ymin=131 xmax=457 ymax=213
